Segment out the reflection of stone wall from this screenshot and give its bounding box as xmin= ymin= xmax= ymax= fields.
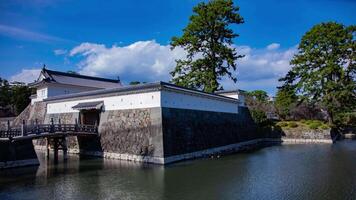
xmin=162 ymin=107 xmax=259 ymax=157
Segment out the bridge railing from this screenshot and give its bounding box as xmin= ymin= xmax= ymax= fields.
xmin=0 ymin=120 xmax=98 ymax=139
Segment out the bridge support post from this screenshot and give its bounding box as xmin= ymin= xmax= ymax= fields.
xmin=46 ymin=138 xmax=50 ymax=159
xmin=53 ymin=138 xmax=58 ymax=163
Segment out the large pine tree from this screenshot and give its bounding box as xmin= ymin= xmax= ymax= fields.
xmin=170 ymin=0 xmax=244 ymax=93
xmin=279 ymin=22 xmax=355 ymax=125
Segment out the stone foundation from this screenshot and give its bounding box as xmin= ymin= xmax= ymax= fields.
xmin=0 ymin=139 xmax=39 ymax=169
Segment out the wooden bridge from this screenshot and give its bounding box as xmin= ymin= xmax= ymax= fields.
xmin=0 ymin=118 xmax=98 ymax=162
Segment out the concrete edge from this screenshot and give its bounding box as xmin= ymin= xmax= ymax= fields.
xmin=281 ymin=138 xmax=333 ymax=144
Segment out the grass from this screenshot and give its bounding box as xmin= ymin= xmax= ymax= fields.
xmin=277 ymin=120 xmax=329 ymax=130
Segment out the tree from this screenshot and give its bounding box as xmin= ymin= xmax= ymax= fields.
xmin=279 ymin=22 xmax=355 ymax=125
xmin=67 ymin=70 xmax=79 ymax=75
xmin=248 ymin=90 xmax=269 ymax=102
xmin=245 ymin=90 xmax=275 ymax=124
xmin=0 ymin=78 xmax=11 ymax=109
xmin=0 ymin=78 xmax=33 ymax=116
xmin=274 ymin=86 xmax=297 ymax=120
xmin=11 ymin=83 xmax=33 ymax=115
xmin=129 ymin=81 xmax=146 ymax=85
xmin=170 ymin=0 xmax=244 ymax=93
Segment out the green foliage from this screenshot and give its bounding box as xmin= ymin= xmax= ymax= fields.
xmin=170 ymin=0 xmax=244 ymax=92
xmin=288 ymin=122 xmax=298 ymax=128
xmin=334 ymin=112 xmax=356 ymax=127
xmin=129 ymin=81 xmax=141 ymax=85
xmin=320 ymin=124 xmax=329 ymax=130
xmin=275 ymin=85 xmax=297 ymax=120
xmin=0 ymin=78 xmax=11 ymax=108
xmin=250 ymin=109 xmax=268 ymax=125
xmin=248 ymin=90 xmax=269 ymax=102
xmin=0 ymin=78 xmax=33 ymax=116
xmin=11 ymin=83 xmax=32 ymax=115
xmin=66 ymin=70 xmax=79 ymax=74
xmin=277 ymin=122 xmax=289 ymax=127
xmin=279 ymin=22 xmax=356 ymax=126
xmin=308 ymin=122 xmax=320 ymax=130
xmin=306 ymin=120 xmax=326 ymax=129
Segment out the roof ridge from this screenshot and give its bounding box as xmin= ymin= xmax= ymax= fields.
xmin=43 ymin=68 xmax=120 ymax=83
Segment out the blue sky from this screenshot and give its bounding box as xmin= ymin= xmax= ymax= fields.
xmin=0 ymin=0 xmax=355 ymax=94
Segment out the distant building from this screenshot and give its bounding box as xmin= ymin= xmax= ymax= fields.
xmin=28 ymin=68 xmax=121 ymax=104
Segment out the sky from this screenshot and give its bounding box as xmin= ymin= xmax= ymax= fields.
xmin=0 ymin=0 xmax=355 ymax=95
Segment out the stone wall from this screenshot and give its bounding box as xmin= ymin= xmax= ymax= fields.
xmin=281 ymin=128 xmax=331 ymax=140
xmin=161 ymin=106 xmax=260 ymax=157
xmin=35 ymin=108 xmax=164 ymax=161
xmin=13 ymin=102 xmax=47 ymax=125
xmin=98 ymin=108 xmax=163 ymax=158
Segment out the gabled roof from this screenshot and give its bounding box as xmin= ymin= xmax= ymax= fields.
xmin=29 ymin=68 xmax=122 ymax=89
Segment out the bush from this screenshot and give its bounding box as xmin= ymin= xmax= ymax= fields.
xmin=320 ymin=124 xmax=329 ymax=130
xmin=277 ymin=122 xmax=288 ymax=127
xmin=300 ymin=119 xmax=306 ymax=124
xmin=308 ymin=122 xmax=320 ymax=129
xmin=288 ymin=122 xmax=298 ymax=128
xmin=251 ymin=109 xmax=268 ymax=125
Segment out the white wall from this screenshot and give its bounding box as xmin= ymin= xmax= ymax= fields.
xmin=218 ymin=93 xmax=245 ymax=107
xmin=47 ymin=90 xmax=240 ymax=114
xmin=161 ymin=90 xmax=238 ymax=114
xmin=47 ymin=91 xmax=161 ymax=114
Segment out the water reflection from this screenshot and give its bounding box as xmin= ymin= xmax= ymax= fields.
xmin=1 ymin=142 xmax=355 ymax=200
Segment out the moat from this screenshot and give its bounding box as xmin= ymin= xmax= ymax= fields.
xmin=1 ymin=142 xmax=355 ymax=200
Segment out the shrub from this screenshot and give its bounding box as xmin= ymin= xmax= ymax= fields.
xmin=308 ymin=122 xmax=320 ymax=129
xmin=251 ymin=109 xmax=268 ymax=125
xmin=288 ymin=122 xmax=298 ymax=128
xmin=278 ymin=122 xmax=288 ymax=127
xmin=320 ymin=124 xmax=329 ymax=130
xmin=300 ymin=119 xmax=306 ymax=124
xmin=304 ymin=120 xmax=313 ymax=125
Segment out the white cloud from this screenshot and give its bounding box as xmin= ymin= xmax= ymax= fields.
xmin=266 ymin=43 xmax=280 ymax=50
xmin=68 ymin=40 xmax=296 ymax=94
xmin=0 ymin=24 xmax=69 ymax=43
xmin=70 ymin=40 xmax=186 ymax=81
xmin=54 ymin=49 xmax=67 ymax=55
xmin=10 ymin=69 xmax=41 ymax=84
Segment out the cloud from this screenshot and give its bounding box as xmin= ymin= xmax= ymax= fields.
xmin=266 ymin=43 xmax=280 ymax=50
xmin=54 ymin=49 xmax=67 ymax=55
xmin=10 ymin=69 xmax=41 ymax=84
xmin=0 ymin=24 xmax=70 ymax=43
xmin=229 ymin=44 xmax=296 ymax=93
xmin=67 ymin=40 xmax=296 ymax=94
xmin=70 ymin=40 xmax=186 ymax=82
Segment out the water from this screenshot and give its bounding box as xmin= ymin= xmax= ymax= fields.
xmin=1 ymin=142 xmax=355 ymax=200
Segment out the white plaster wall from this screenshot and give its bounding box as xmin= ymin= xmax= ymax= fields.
xmin=161 ymin=90 xmax=238 ymax=114
xmin=31 ymin=87 xmax=48 ymax=104
xmin=219 ymin=93 xmax=245 ymax=107
xmin=47 ymin=89 xmax=240 ymax=114
xmin=47 ymin=91 xmax=161 ymax=114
